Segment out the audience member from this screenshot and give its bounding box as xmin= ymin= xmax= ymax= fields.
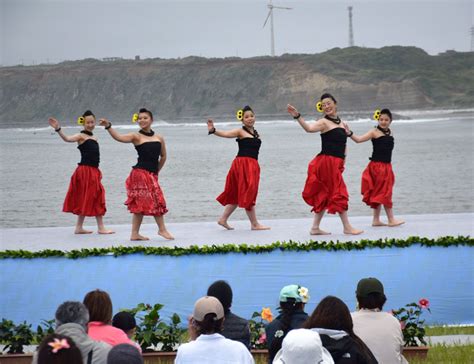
xmin=266 ymin=284 xmax=310 ymax=363
xmin=83 ymin=289 xmax=138 ymax=349
xmin=107 ymin=343 xmax=143 ymax=364
xmin=207 ymin=280 xmax=251 ymax=349
xmin=351 ymin=278 xmax=408 ymax=364
xmin=272 ymin=328 xmax=334 ymax=364
xmin=33 ymin=301 xmax=111 ymax=364
xmin=175 ymin=296 xmax=254 ymax=363
xmin=304 ymin=296 xmax=378 ymax=364
xmin=37 ymin=333 xmax=83 ymax=364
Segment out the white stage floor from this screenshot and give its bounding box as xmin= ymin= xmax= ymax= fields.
xmin=1 ymin=213 xmax=472 ymax=251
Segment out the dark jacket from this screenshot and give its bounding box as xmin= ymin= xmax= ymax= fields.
xmin=312 ymin=328 xmax=378 ymax=364
xmin=221 ymin=311 xmax=251 ymax=350
xmin=265 ymin=310 xmax=309 ymax=363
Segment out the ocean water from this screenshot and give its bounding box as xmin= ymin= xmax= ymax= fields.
xmin=0 ymin=110 xmax=473 ymax=228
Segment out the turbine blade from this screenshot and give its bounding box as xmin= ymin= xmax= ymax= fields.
xmin=263 ymin=9 xmax=272 ymax=28
xmin=273 ymin=6 xmax=292 ymax=10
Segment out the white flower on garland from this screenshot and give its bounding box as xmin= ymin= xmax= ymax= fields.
xmin=275 ymin=330 xmax=284 ymax=338
xmin=298 ymin=286 xmax=310 ymax=303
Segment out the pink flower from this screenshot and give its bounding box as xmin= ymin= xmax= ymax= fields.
xmin=48 ymin=338 xmax=70 ymax=353
xmin=257 ymin=332 xmax=267 ymax=344
xmin=419 ymin=298 xmax=430 ymax=309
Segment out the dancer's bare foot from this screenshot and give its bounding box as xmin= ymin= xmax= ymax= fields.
xmin=251 ymin=224 xmax=270 ymax=230
xmin=388 ymin=219 xmax=405 ymax=227
xmin=343 ymin=227 xmax=364 ymax=235
xmin=310 ymin=228 xmax=331 ymax=235
xmin=98 ymin=229 xmax=115 ymax=234
xmin=75 ymin=229 xmax=93 ymax=234
xmin=218 ymin=220 xmax=234 ymax=230
xmin=372 ymin=221 xmax=387 ymax=227
xmin=158 ymin=230 xmax=175 ymax=240
xmin=130 ymin=234 xmax=149 ymax=241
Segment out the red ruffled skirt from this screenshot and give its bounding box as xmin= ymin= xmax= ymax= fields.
xmin=361 ymin=161 xmax=394 ymax=208
xmin=125 ymin=168 xmax=168 ymax=216
xmin=63 ymin=165 xmax=106 ymax=216
xmin=302 ymin=154 xmax=348 ymax=214
xmin=216 ymin=157 xmax=260 ymax=211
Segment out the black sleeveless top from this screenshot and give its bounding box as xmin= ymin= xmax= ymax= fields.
xmin=319 ymin=128 xmax=347 ymax=159
xmin=237 ymin=138 xmax=261 ymax=160
xmin=133 ymin=141 xmax=161 ymax=174
xmin=78 ymin=139 xmax=100 ymax=167
xmin=370 ymin=136 xmax=394 ymax=163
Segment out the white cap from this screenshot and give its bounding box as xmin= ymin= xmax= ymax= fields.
xmin=192 ymin=296 xmax=224 ymax=321
xmin=273 ymin=329 xmax=334 ymax=364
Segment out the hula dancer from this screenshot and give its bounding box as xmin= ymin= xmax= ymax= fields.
xmin=100 ymin=108 xmax=174 ymax=241
xmin=48 ymin=111 xmax=114 ymax=234
xmin=207 ymin=105 xmax=270 ymax=230
xmin=344 ymin=108 xmax=404 ymax=227
xmin=287 ymin=94 xmax=363 ymax=235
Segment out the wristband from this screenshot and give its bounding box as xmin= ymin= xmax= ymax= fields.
xmin=55 ymin=127 xmax=61 ymax=132
xmin=293 ymin=113 xmax=301 ymax=120
xmin=105 ymin=122 xmax=112 ymax=130
xmin=208 ymin=127 xmax=216 ymax=135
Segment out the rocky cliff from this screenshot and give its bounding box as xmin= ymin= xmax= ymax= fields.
xmin=1 ymin=46 xmax=472 ymax=125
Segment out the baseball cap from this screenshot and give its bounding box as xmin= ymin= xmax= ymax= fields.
xmin=279 ymin=284 xmax=310 ymax=303
xmin=273 ymin=329 xmax=334 ymax=364
xmin=192 ymin=296 xmax=224 ymax=321
xmin=356 ymin=278 xmax=384 ymax=297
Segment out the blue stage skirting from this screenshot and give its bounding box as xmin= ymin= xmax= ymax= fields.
xmin=1 ymin=245 xmax=473 ymax=327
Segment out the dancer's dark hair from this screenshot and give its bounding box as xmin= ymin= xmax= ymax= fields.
xmin=139 ymin=108 xmax=153 ymax=120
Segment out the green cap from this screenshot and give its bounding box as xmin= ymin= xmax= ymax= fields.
xmin=279 ymin=284 xmax=310 ymax=303
xmin=356 ymin=278 xmax=384 ymax=297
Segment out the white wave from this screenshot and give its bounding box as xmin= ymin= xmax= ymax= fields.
xmin=3 ymin=111 xmax=472 ymax=132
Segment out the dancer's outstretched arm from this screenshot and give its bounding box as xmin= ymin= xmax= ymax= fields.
xmin=207 ymin=119 xmax=244 ymax=138
xmin=343 ymin=122 xmax=375 ymax=143
xmin=100 ymin=118 xmax=137 ymax=143
xmin=48 ymin=117 xmax=83 ymax=143
xmin=287 ymin=104 xmax=326 ymax=133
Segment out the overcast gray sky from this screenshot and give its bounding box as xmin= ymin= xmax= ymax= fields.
xmin=1 ymin=0 xmax=473 ymax=66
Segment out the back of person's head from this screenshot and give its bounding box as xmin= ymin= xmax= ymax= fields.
xmin=192 ymin=296 xmax=225 ymax=335
xmin=112 ymin=311 xmax=137 ymax=337
xmin=83 ymin=289 xmax=113 ymax=324
xmin=304 ymin=296 xmax=352 ymax=332
xmin=269 ymin=284 xmax=310 ymax=361
xmin=112 ymin=311 xmax=136 ymax=331
xmin=356 ymin=277 xmax=387 ymax=310
xmin=273 ymin=329 xmax=334 ymax=364
xmin=207 ymin=280 xmax=233 ymax=314
xmin=107 ymin=344 xmax=143 ymax=364
xmin=304 ymin=296 xmax=374 ymax=362
xmin=37 ymin=334 xmax=83 ymax=364
xmin=55 ymin=301 xmax=90 ymax=330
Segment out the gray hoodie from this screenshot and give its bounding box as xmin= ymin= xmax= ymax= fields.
xmin=32 ymin=323 xmax=111 ymax=364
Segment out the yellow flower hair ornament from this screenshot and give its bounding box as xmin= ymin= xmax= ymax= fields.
xmin=236 ymin=109 xmax=244 ymax=121
xmin=77 ymin=116 xmax=85 ymax=125
xmin=373 ymin=109 xmax=381 ymax=121
xmin=132 ymin=113 xmax=139 ymax=123
xmin=316 ymin=101 xmax=323 ymax=113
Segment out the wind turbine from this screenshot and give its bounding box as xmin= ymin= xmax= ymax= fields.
xmin=263 ymin=0 xmax=292 ymax=57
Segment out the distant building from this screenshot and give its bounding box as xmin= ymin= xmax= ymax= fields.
xmin=135 ymin=55 xmax=140 ymax=61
